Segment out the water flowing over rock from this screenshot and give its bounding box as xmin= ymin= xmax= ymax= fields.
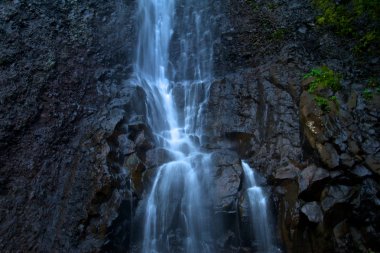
xmin=241 ymin=161 xmax=277 ymax=252
xmin=131 ymin=0 xmax=219 ymax=252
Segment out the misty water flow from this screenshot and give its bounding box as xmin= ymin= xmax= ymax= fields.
xmin=242 ymin=161 xmax=276 ymax=253
xmin=133 ymin=0 xmax=217 ymax=252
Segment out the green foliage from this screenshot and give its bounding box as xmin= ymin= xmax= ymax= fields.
xmin=315 ymin=96 xmax=331 ymax=112
xmin=304 ymin=66 xmax=342 ymax=113
xmin=313 ymin=0 xmax=380 ymax=53
xmin=304 ymin=66 xmax=342 ymax=93
xmin=315 ymin=0 xmax=353 ymax=35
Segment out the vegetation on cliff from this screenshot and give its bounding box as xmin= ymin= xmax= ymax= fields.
xmin=303 ymin=66 xmax=341 ymax=112
xmin=313 ymin=0 xmax=380 ymax=54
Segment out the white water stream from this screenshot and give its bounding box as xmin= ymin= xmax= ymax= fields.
xmin=134 ymin=0 xmax=215 ymax=252
xmin=242 ymin=161 xmax=275 ymax=253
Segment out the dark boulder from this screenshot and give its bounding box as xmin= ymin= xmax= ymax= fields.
xmin=274 ymin=164 xmax=300 ymax=180
xmin=300 ymin=201 xmax=323 ymax=223
xmin=298 ymin=164 xmax=329 ymax=196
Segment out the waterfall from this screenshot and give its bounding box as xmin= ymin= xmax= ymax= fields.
xmin=242 ymin=161 xmax=275 ymax=253
xmin=133 ymin=0 xmax=216 ymax=252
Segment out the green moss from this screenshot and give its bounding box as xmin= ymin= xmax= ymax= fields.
xmin=313 ymin=0 xmax=380 ymax=54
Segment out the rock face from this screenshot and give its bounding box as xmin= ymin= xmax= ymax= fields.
xmin=0 ymin=0 xmax=136 ymax=251
xmin=1 ymin=0 xmax=379 ymax=253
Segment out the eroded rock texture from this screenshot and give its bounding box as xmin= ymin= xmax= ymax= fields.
xmin=0 ymin=0 xmax=136 ymax=251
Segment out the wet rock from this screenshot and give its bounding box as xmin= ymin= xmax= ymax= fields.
xmin=145 ymin=148 xmax=174 ymax=169
xmin=214 ymin=165 xmax=242 ymax=211
xmin=211 ymin=150 xmax=240 ymax=167
xmin=123 ymin=153 xmax=145 ymax=195
xmin=212 ymin=150 xmax=242 ymax=212
xmin=238 ymin=193 xmax=250 ymax=222
xmin=301 ymin=201 xmax=323 ymax=223
xmin=317 ymin=143 xmax=340 ymax=169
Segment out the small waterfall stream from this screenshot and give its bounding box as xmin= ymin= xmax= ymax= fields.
xmin=242 ymin=161 xmax=275 ymax=253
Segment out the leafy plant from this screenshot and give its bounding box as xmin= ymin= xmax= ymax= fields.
xmin=315 ymin=96 xmax=331 ymax=112
xmin=304 ymin=66 xmax=342 ymax=93
xmin=303 ymin=66 xmax=342 ymax=113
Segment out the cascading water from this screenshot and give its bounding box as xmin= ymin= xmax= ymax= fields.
xmin=133 ymin=0 xmax=216 ymax=252
xmin=242 ymin=161 xmax=275 ymax=253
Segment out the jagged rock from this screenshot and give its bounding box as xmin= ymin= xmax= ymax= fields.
xmin=321 ymin=185 xmax=354 ymax=212
xmin=301 ymin=201 xmax=323 ymax=223
xmin=117 ymin=134 xmax=136 ymax=156
xmin=274 ymin=164 xmax=300 ymax=180
xmin=0 ymin=0 xmax=136 ymax=251
xmin=351 ymin=165 xmax=372 ymax=177
xmin=298 ymin=164 xmax=329 ymax=194
xmin=317 ymin=143 xmax=340 ymax=169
